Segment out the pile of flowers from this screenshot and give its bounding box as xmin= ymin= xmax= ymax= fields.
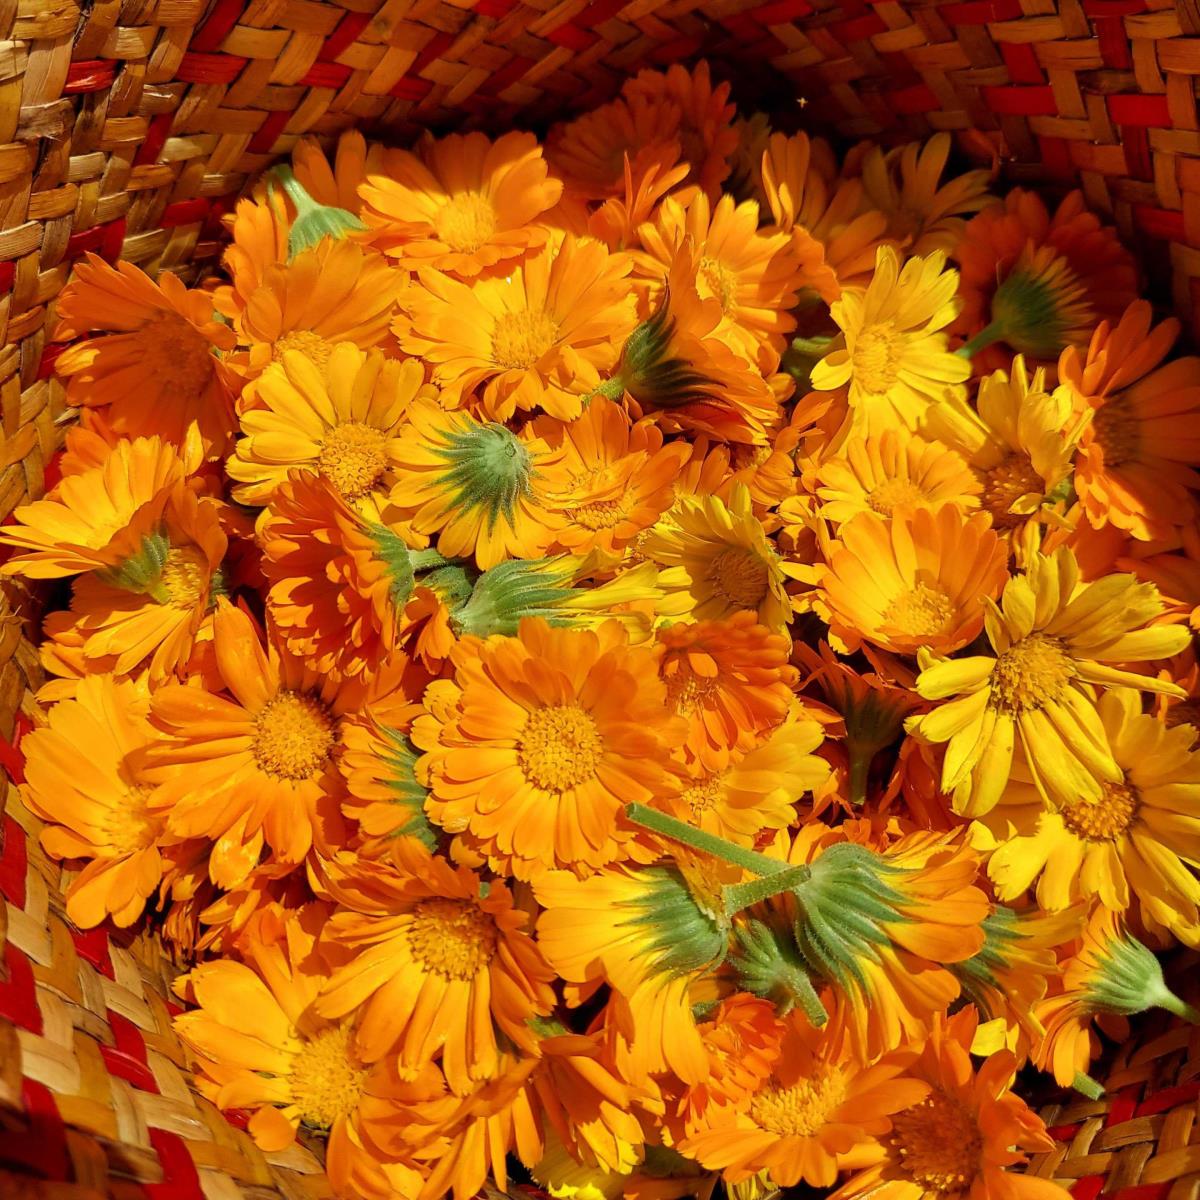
xmin=11 ymin=59 xmax=1200 ymax=1200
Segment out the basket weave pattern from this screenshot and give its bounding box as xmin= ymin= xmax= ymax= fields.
xmin=2 ymin=0 xmax=1200 ymax=1194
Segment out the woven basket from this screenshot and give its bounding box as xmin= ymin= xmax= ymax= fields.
xmin=2 ymin=0 xmax=1200 ymax=1195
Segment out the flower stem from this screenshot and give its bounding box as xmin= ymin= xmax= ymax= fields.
xmin=957 ymin=320 xmax=1005 ymax=359
xmin=625 ymin=803 xmax=789 ymax=877
xmin=722 ymin=865 xmax=812 ymax=913
xmin=1071 ymin=1071 xmax=1105 ymax=1100
xmin=1157 ymin=989 xmax=1200 ymax=1024
xmin=790 ymin=969 xmax=829 ymax=1028
xmin=590 ymin=376 xmax=628 ymax=402
xmin=847 ymin=747 xmax=873 ymax=807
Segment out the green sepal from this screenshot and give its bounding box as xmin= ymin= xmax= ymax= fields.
xmin=374 ymin=726 xmax=438 ymax=851
xmin=990 ymin=267 xmax=1073 ymax=359
xmin=271 ymin=166 xmax=366 ymax=259
xmin=731 ymin=916 xmax=828 ymax=1025
xmin=449 ymin=555 xmax=579 ymax=638
xmin=1083 ymin=927 xmax=1199 ymax=1022
xmin=433 ymin=420 xmax=533 ymax=534
xmin=615 ymin=287 xmax=717 ymax=409
xmin=95 ymin=528 xmax=171 ymax=604
xmin=617 ymin=865 xmax=728 ymax=979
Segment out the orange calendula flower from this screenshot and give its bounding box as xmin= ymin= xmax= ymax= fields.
xmin=385 ymin=402 xmax=567 ymax=570
xmin=412 ymin=617 xmax=685 ymax=879
xmin=54 ymin=255 xmax=238 ymax=454
xmin=228 ymin=344 xmax=429 ymax=512
xmin=1060 ymin=300 xmax=1200 ymax=542
xmin=22 ymin=675 xmax=173 ymax=928
xmin=400 ymin=231 xmax=637 ymax=420
xmin=678 ymin=1011 xmax=928 ymax=1188
xmin=142 ymin=600 xmax=350 ymax=889
xmin=358 ymin=130 xmax=563 ymax=277
xmin=314 ymin=838 xmax=556 ymax=1091
xmin=818 ymin=506 xmax=1007 ymax=656
xmin=832 ymin=1008 xmax=1067 ymax=1200
xmin=657 ymin=611 xmax=799 ymax=771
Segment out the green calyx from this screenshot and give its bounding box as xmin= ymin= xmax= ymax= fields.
xmin=960 ymin=263 xmax=1080 ymax=360
xmin=368 ymin=524 xmax=449 ymax=610
xmin=611 ymin=287 xmax=717 ymax=409
xmin=95 ymin=528 xmax=173 ymax=604
xmin=618 ymin=864 xmax=729 ymax=979
xmin=841 ymin=692 xmax=912 ymax=807
xmin=731 ymin=916 xmax=828 ymax=1027
xmin=434 ymin=419 xmax=533 ymax=534
xmin=374 ymin=726 xmax=438 ymax=850
xmin=1083 ymin=928 xmax=1199 ymax=1023
xmin=449 ymin=555 xmax=579 ymax=638
xmin=781 ymin=334 xmax=835 ymax=392
xmin=951 ymin=905 xmax=1021 ymax=1016
xmin=271 ymin=166 xmax=366 ymax=259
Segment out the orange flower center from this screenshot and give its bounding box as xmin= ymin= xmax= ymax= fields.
xmin=681 ymin=771 xmax=725 ymax=818
xmin=518 ymin=704 xmax=603 ymax=791
xmin=989 ymin=634 xmax=1074 ymax=714
xmin=318 ymin=422 xmax=389 ymax=499
xmin=161 ymin=546 xmax=209 ymax=608
xmin=867 ymin=478 xmax=929 ymax=515
xmin=882 ymin=582 xmax=953 ymax=640
xmin=253 ymin=691 xmax=334 ymax=781
xmin=748 ymin=1071 xmax=846 ymax=1137
xmin=1091 ymin=395 xmax=1140 ymax=468
xmin=708 ymin=546 xmax=769 ymax=611
xmin=407 ymin=897 xmax=497 ymax=979
xmin=890 ymin=1090 xmax=981 ymax=1194
xmin=699 ymin=256 xmax=738 ymax=315
xmin=434 ymin=192 xmax=498 ymax=253
xmin=289 ymin=1023 xmax=368 ymax=1130
xmin=106 ymin=784 xmax=161 ymax=856
xmin=491 ymin=308 xmax=560 ymax=370
xmin=664 ymin=665 xmax=719 ymax=715
xmin=142 ymin=314 xmax=215 ymax=399
xmin=852 ymin=324 xmax=902 ymax=395
xmin=273 ymin=330 xmax=334 ymax=373
xmin=1060 ymin=779 xmax=1140 ymax=841
xmin=982 ymin=453 xmax=1043 ymax=527
xmin=572 ymin=497 xmax=629 ymax=530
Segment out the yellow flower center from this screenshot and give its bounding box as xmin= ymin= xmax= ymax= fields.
xmin=852 ymin=324 xmax=902 ymax=395
xmin=681 ymin=772 xmax=725 ymax=818
xmin=748 ymin=1072 xmax=846 ymax=1137
xmin=491 ymin=308 xmax=560 ymax=370
xmin=982 ymin=453 xmax=1044 ymax=528
xmin=161 ymin=546 xmax=209 ymax=608
xmin=318 ymin=422 xmax=389 ymax=499
xmin=106 ymin=784 xmax=161 ymax=856
xmin=1091 ymin=395 xmax=1140 ymax=469
xmin=890 ymin=1090 xmax=982 ymax=1195
xmin=882 ymin=582 xmax=953 ymax=640
xmin=142 ymin=314 xmax=215 ymax=400
xmin=699 ymin=256 xmax=738 ymax=315
xmin=407 ymin=896 xmax=497 ymax=979
xmin=709 ymin=546 xmax=770 ymax=611
xmin=273 ymin=330 xmax=334 ymax=372
xmin=572 ymin=497 xmax=629 ymax=530
xmin=289 ymin=1024 xmax=368 ymax=1130
xmin=518 ymin=704 xmax=603 ymax=792
xmin=867 ymin=478 xmax=929 ymax=515
xmin=253 ymin=691 xmax=335 ymax=781
xmin=989 ymin=634 xmax=1075 ymax=714
xmin=1060 ymin=779 xmax=1140 ymax=841
xmin=434 ymin=191 xmax=498 ymax=253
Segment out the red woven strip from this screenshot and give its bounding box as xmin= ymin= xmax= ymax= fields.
xmin=64 ymin=217 xmax=126 ymax=263
xmin=991 ymin=0 xmax=1022 ymax=18
xmin=176 ymin=51 xmax=247 ymax=84
xmin=830 ymin=11 xmax=886 ymax=40
xmin=101 ymin=1010 xmax=159 ymax=1092
xmin=983 ymin=85 xmax=1056 ymax=115
xmin=1002 ymin=42 xmax=1044 ymax=84
xmin=1072 ymin=1178 xmax=1105 ymax=1200
xmin=580 ymin=0 xmax=633 ymax=24
xmin=890 ymin=83 xmax=939 ymax=114
xmin=299 ymin=61 xmax=352 ymax=88
xmin=1082 ymin=0 xmax=1146 ymax=12
xmin=0 ymin=944 xmax=41 ymax=1034
xmin=546 ymin=22 xmax=599 ymax=50
xmin=940 ymin=2 xmax=994 ymax=23
xmin=64 ymin=59 xmax=116 ymax=94
xmin=71 ymin=928 xmax=115 ymax=979
xmin=1108 ymin=94 xmax=1170 ymax=125
xmin=248 ymin=109 xmax=290 ymax=154
xmin=189 ymin=0 xmax=243 ymax=52
xmin=1095 ymin=14 xmax=1132 ymax=67
xmin=134 ymin=113 xmax=172 ymax=167
xmin=1112 ymin=1186 xmax=1170 ymax=1200
xmin=479 ymin=55 xmax=536 ymax=95
xmin=413 ymin=31 xmax=455 ymax=74
xmin=144 ymin=1130 xmax=206 ymax=1200
xmin=0 ymin=261 xmax=14 ymax=294
xmin=474 ymin=0 xmax=515 ymax=14
xmin=1105 ymin=1086 xmax=1138 ymax=1126
xmin=0 ymin=814 xmax=26 ymax=906
xmin=650 ymin=36 xmax=704 ymax=61
xmin=750 ymin=0 xmax=815 ymax=22
xmin=719 ymin=12 xmax=766 ymax=40
xmin=161 ymin=199 xmax=210 ymax=228
xmin=319 ymin=11 xmax=372 ymax=60
xmin=0 ymin=712 xmax=27 ymax=785
xmin=1044 ymin=1122 xmax=1081 ymax=1139
xmin=390 ymin=77 xmax=435 ymax=101
xmin=1122 ymin=123 xmax=1154 ymax=180
xmin=1135 ymin=1080 xmax=1200 ymax=1116
xmin=36 ymin=343 xmax=66 ymax=382
xmin=0 ymin=1081 xmax=71 ymax=1178
xmin=202 ymin=194 xmax=239 ymax=239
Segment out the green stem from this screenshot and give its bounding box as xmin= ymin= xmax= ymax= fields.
xmin=625 ymin=803 xmax=789 ymax=877
xmin=272 ymin=166 xmax=318 ymax=219
xmin=957 ymin=320 xmax=1006 ymax=360
xmin=589 ymin=376 xmax=628 ymax=402
xmin=409 ymin=548 xmax=451 ymax=572
xmin=847 ymin=746 xmax=873 ymax=807
xmin=790 ymin=970 xmax=830 ymax=1028
xmin=1071 ymin=1071 xmax=1104 ymax=1100
xmin=1158 ymin=990 xmax=1200 ymax=1024
xmin=722 ymin=865 xmax=812 ymax=913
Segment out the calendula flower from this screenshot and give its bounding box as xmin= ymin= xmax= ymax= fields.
xmin=142 ymin=600 xmax=350 ymax=888
xmin=817 ymin=506 xmax=1007 ymax=655
xmin=534 ymin=397 xmax=692 ymax=556
xmin=621 ymin=61 xmax=738 ymax=198
xmin=657 ymin=611 xmax=798 ymax=771
xmin=53 ymin=254 xmax=238 ymax=453
xmin=400 ymin=231 xmax=637 ymax=420
xmin=22 ymin=675 xmax=172 ymax=928
xmin=954 ymin=189 xmax=1137 ymax=369
xmin=314 ymin=838 xmax=556 ymax=1091
xmin=832 ymin=1008 xmax=1066 ymax=1200
xmin=678 ymin=1011 xmax=928 ymax=1188
xmin=635 ymin=192 xmax=800 ymax=370
xmin=814 ymin=430 xmax=981 ymax=524
xmin=227 ymin=344 xmax=429 ymax=511
xmin=859 ymin=134 xmax=994 ymax=256
xmin=727 ymin=113 xmax=773 ymax=204
xmin=911 ymin=546 xmax=1189 ymax=816
xmin=293 ymin=128 xmax=380 ymax=215
xmin=1060 ymin=300 xmax=1200 ymax=541
xmin=65 ymin=483 xmax=227 ymax=682
xmin=973 ymin=688 xmax=1200 ymax=945
xmin=0 ymin=435 xmax=190 ymax=578
xmin=413 ymin=617 xmax=684 ymax=879
xmin=810 ymin=247 xmax=970 ymax=432
xmin=643 ymin=484 xmax=793 ymax=632
xmin=358 ymin=130 xmax=562 ymax=276
xmin=385 ymin=402 xmax=567 ymax=570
